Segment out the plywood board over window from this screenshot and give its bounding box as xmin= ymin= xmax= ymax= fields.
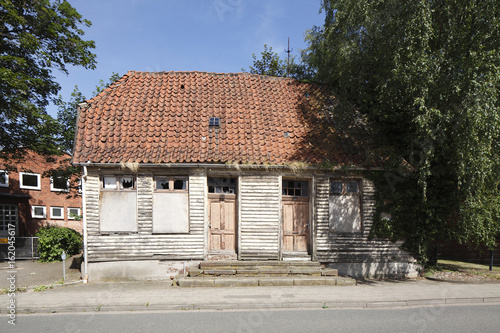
xmin=100 ymin=175 xmax=137 ymax=232
xmin=329 ymin=180 xmax=361 ymax=233
xmin=153 ymin=176 xmax=189 ymax=233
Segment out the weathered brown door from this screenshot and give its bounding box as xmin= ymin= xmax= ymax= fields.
xmin=282 ymin=180 xmax=310 ymax=253
xmin=208 ymin=194 xmax=236 ymax=251
xmin=208 ymin=177 xmax=237 ymax=253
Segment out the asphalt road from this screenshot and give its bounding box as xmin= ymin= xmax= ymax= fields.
xmin=2 ymin=304 xmax=499 ymax=333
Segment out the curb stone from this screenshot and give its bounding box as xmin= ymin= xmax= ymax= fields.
xmin=425 ymin=277 xmax=500 ymax=284
xmin=6 ymin=297 xmax=500 ymax=314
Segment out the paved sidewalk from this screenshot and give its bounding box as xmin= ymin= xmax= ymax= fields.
xmin=1 ymin=279 xmax=500 ymax=314
xmin=0 ymin=257 xmax=82 ymax=289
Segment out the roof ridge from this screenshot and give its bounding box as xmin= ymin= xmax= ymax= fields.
xmin=130 ymin=70 xmax=297 ymax=81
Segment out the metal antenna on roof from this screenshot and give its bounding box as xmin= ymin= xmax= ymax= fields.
xmin=284 ymin=37 xmax=293 ymax=78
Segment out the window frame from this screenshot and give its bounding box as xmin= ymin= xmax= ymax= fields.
xmin=31 ymin=205 xmax=47 ymax=219
xmin=0 ymin=204 xmax=18 ymax=236
xmin=50 ymin=175 xmax=70 ymax=192
xmin=67 ymin=207 xmax=81 ymax=220
xmin=329 ymin=179 xmax=361 ymax=196
xmin=207 ymin=177 xmax=237 ymax=194
xmin=154 ymin=176 xmax=188 ymax=192
xmin=20 ymin=172 xmax=41 ymax=190
xmin=0 ymin=170 xmax=8 ymax=188
xmin=101 ymin=175 xmax=136 ymax=191
xmin=209 ymin=117 xmax=220 ymax=127
xmin=50 ymin=206 xmax=64 ymax=220
xmin=282 ymin=179 xmax=309 ymax=197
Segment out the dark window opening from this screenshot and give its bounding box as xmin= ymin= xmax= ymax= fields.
xmin=282 ymin=180 xmax=308 ymax=197
xmin=154 ymin=176 xmax=188 ymax=191
xmin=22 ymin=174 xmax=38 ymax=187
xmin=330 ymin=180 xmax=360 ymax=195
xmin=120 ymin=176 xmax=135 ymax=189
xmin=158 ymin=179 xmax=169 ymax=189
xmin=174 ymin=179 xmax=186 ymax=190
xmin=330 ymin=181 xmax=342 ymax=195
xmin=53 ymin=175 xmax=69 ymax=191
xmin=208 ymin=177 xmax=236 ymax=194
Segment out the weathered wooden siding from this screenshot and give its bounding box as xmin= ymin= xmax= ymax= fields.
xmin=315 ymin=176 xmax=407 ymax=263
xmin=85 ymin=167 xmax=407 ymax=265
xmin=239 ymin=173 xmax=280 ymax=260
xmin=85 ymin=168 xmax=205 ymax=262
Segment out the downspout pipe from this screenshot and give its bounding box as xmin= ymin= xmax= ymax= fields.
xmin=82 ymin=165 xmax=88 ymax=283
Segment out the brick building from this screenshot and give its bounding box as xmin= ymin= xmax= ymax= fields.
xmin=0 ymin=149 xmax=82 ymax=238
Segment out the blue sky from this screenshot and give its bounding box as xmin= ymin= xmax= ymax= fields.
xmin=48 ymin=0 xmax=325 ymax=116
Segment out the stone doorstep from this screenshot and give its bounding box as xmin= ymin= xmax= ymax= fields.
xmin=189 ymin=267 xmax=337 ymax=277
xmin=236 ymin=268 xmax=260 ymax=276
xmin=321 ymin=269 xmax=339 ymax=276
xmin=199 ymin=261 xmax=321 ymax=269
xmin=257 ymin=268 xmax=291 ymax=275
xmin=289 ymin=268 xmax=322 ymax=276
xmin=187 ymin=268 xmax=203 ymax=277
xmin=202 ymin=269 xmax=237 ymax=276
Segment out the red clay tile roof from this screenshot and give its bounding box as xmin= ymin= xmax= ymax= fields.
xmin=73 ymin=71 xmax=381 ymax=167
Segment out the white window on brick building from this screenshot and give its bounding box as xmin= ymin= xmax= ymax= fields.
xmin=68 ymin=207 xmax=81 ymax=220
xmin=51 ymin=175 xmax=69 ymax=192
xmin=50 ymin=207 xmax=64 ymax=219
xmin=31 ymin=205 xmax=46 ymax=219
xmin=0 ymin=170 xmax=8 ymax=187
xmin=20 ymin=172 xmax=41 ymax=190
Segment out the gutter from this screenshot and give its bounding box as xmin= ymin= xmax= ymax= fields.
xmin=73 ymin=162 xmax=384 ymax=172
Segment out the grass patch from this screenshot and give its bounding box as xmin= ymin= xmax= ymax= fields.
xmin=425 ymin=260 xmax=500 ymax=280
xmin=0 ymin=287 xmax=28 ymax=294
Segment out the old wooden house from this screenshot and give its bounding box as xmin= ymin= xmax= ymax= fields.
xmin=72 ymin=71 xmax=418 ymax=281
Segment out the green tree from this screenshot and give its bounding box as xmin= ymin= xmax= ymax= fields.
xmin=56 ymin=85 xmax=85 ymax=153
xmin=48 ymin=72 xmax=121 ymax=195
xmin=243 ymin=44 xmax=287 ymax=77
xmin=243 ymin=44 xmax=316 ymax=80
xmin=305 ymin=0 xmax=500 ymax=265
xmin=56 ymin=72 xmax=120 ymax=153
xmin=0 ymin=0 xmax=96 ymax=157
xmin=92 ymin=71 xmax=120 ymax=95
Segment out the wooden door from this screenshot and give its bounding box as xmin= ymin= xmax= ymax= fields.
xmin=208 ymin=194 xmax=236 ymax=252
xmin=282 ymin=197 xmax=309 ymax=252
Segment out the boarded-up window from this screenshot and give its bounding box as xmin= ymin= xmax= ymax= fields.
xmin=153 ymin=176 xmax=189 ymax=233
xmin=100 ymin=175 xmax=137 ymax=232
xmin=329 ymin=180 xmax=361 ymax=233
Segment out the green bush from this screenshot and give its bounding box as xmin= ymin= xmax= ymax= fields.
xmin=35 ymin=226 xmax=82 ymax=262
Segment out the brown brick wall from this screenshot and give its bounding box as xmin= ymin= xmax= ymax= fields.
xmin=0 ymin=150 xmax=82 ymax=236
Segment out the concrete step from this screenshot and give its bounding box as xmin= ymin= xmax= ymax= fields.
xmin=176 ymin=276 xmax=356 ymax=288
xmin=199 ymin=260 xmax=321 ymax=270
xmin=188 ymin=263 xmax=338 ymax=278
